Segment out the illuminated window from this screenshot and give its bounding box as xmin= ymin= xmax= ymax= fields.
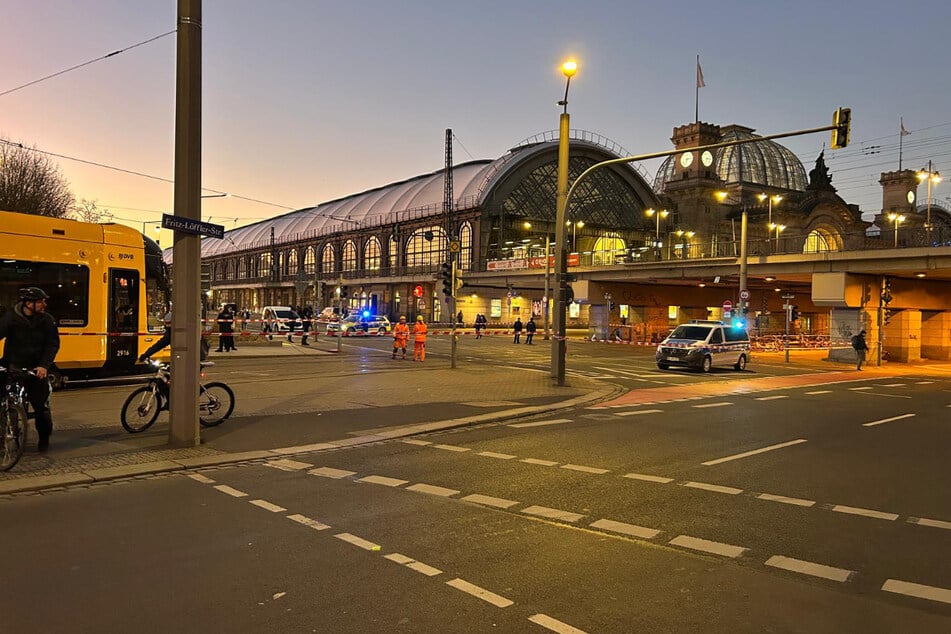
xmin=460 ymin=222 xmax=473 ymax=271
xmin=341 ymin=240 xmax=357 ymax=272
xmin=407 ymin=226 xmax=447 ymax=267
xmin=287 ymin=249 xmax=298 ymax=274
xmin=304 ymin=246 xmax=316 ymax=274
xmin=364 ymin=236 xmax=382 ymax=271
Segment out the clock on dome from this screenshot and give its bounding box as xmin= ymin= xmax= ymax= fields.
xmin=907 ymin=191 xmax=916 ymax=204
xmin=701 ymin=150 xmax=714 ymax=167
xmin=679 ymin=152 xmax=694 ymax=168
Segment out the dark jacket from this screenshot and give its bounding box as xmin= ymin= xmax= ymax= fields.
xmin=525 ymin=320 xmax=537 ymax=333
xmin=0 ymin=304 xmax=60 ymax=370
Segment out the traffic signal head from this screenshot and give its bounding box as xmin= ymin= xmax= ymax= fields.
xmin=453 ymin=269 xmax=464 ymax=292
xmin=831 ymin=107 xmax=851 ymax=149
xmin=883 ymin=307 xmax=892 ymax=326
xmin=440 ymin=262 xmax=452 ymax=298
xmin=340 ymin=286 xmax=349 ymax=298
xmin=791 ymin=305 xmax=800 ymax=321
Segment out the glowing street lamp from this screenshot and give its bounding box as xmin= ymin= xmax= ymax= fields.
xmin=768 ymin=222 xmax=786 ymax=252
xmin=757 ymin=193 xmax=783 ymax=226
xmin=916 ymin=161 xmax=941 ymax=234
xmin=566 ymin=220 xmax=584 ymax=252
xmin=887 ymin=212 xmax=905 ymax=247
xmin=675 ymin=229 xmax=695 ymax=259
xmin=645 ymin=208 xmax=669 ymax=241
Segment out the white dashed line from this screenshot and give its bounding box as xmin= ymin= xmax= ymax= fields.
xmin=614 ymin=409 xmax=663 ymax=417
xmin=882 ymin=383 xmax=906 ymax=387
xmin=520 ymin=458 xmax=559 ymax=466
xmin=461 ymin=493 xmax=520 ymax=509
xmin=910 ymin=517 xmax=951 ymax=530
xmin=754 ymin=395 xmax=789 ymax=401
xmin=384 ymin=553 xmax=414 ymax=564
xmin=692 ymin=402 xmax=732 ymax=409
xmin=309 ymin=467 xmax=357 ymax=479
xmin=432 ymin=444 xmax=471 ymax=452
xmin=683 ymin=481 xmax=743 ymax=495
xmin=508 ymin=419 xmax=572 ymax=428
xmin=831 ymin=505 xmax=899 ymax=521
xmin=478 ymin=451 xmax=517 ymax=460
xmin=335 ymin=533 xmax=381 ymax=551
xmin=702 ymin=439 xmax=808 ymax=466
xmin=757 ymin=493 xmax=816 ymax=507
xmin=915 ymin=381 xmax=934 ymax=385
xmin=264 ymin=458 xmax=313 ymax=471
xmin=384 ymin=553 xmax=443 ymax=576
xmin=560 ymin=464 xmax=610 ymax=475
xmin=589 ymin=518 xmax=660 ymax=540
xmin=805 ymin=390 xmax=832 ymax=395
xmin=669 ymin=535 xmax=747 ymax=558
xmin=882 ymin=579 xmax=951 ymax=605
xmin=213 ymin=485 xmax=248 ymax=498
xmin=521 ymin=505 xmax=585 ymax=523
xmin=286 ymin=514 xmax=330 ymax=531
xmin=766 ymin=555 xmax=853 ymax=582
xmin=402 ymin=439 xmax=432 ymax=446
xmin=406 ymin=483 xmax=460 ymax=497
xmin=358 ymin=475 xmax=409 ymax=487
xmin=862 ymin=413 xmax=915 ymax=427
xmin=623 ymin=473 xmax=674 ymax=484
xmin=446 ymin=578 xmax=514 ymax=608
xmin=528 ymin=613 xmax=589 ymax=634
xmin=187 ymin=473 xmax=216 ymax=484
xmin=249 ymin=499 xmax=287 ymax=513
xmin=849 ymin=386 xmax=874 ymax=391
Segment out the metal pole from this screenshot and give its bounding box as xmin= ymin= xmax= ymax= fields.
xmin=784 ymin=304 xmax=790 ymax=363
xmin=450 ymin=260 xmax=458 ymax=369
xmin=551 ymin=110 xmax=570 ymax=385
xmin=169 ymin=0 xmax=202 ymax=447
xmin=739 ymin=208 xmax=748 ymax=317
xmin=543 ymin=234 xmax=550 ymax=340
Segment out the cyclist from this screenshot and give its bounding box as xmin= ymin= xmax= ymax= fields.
xmin=0 ymin=287 xmax=61 ymax=452
xmin=138 ymin=311 xmax=209 ymax=362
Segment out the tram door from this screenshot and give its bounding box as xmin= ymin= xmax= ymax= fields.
xmin=106 ymin=268 xmax=139 ymax=370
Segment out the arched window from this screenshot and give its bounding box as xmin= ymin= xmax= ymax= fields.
xmin=459 ymin=222 xmax=473 ymax=271
xmin=342 ymin=240 xmax=357 ymax=272
xmin=304 ymin=246 xmax=316 ymax=274
xmin=278 ymin=252 xmax=286 ymax=276
xmin=364 ymin=236 xmax=382 ymax=271
xmin=389 ymin=233 xmax=400 ymax=269
xmin=287 ymin=248 xmax=298 ymax=274
xmin=803 ymin=228 xmax=839 ymax=253
xmin=407 ymin=226 xmax=447 ymax=267
xmin=237 ymin=258 xmax=247 ymax=279
xmin=592 ymin=235 xmax=628 ymax=266
xmin=321 ymin=244 xmax=336 ymax=274
xmin=259 ymin=252 xmax=272 ymax=277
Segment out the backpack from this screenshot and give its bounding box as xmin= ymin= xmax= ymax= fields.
xmin=851 ymin=334 xmax=861 ymax=350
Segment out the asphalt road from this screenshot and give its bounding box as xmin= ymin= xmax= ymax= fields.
xmin=4 ymin=335 xmax=951 ymax=631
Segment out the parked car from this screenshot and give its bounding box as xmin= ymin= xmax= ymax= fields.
xmin=326 ymin=313 xmax=391 ymax=335
xmin=655 ymin=319 xmax=750 ymax=372
xmin=261 ymin=306 xmax=299 ymax=334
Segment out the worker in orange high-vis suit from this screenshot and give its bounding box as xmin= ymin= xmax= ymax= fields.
xmin=412 ymin=315 xmax=428 ymax=362
xmin=392 ymin=315 xmax=410 ymax=359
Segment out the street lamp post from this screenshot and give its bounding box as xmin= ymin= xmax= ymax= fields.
xmin=716 ymin=190 xmax=749 ymax=316
xmin=887 ymin=212 xmax=905 ymax=247
xmin=568 ymin=220 xmax=584 ymax=252
xmin=769 ymin=222 xmax=786 ymax=252
xmin=757 ymin=193 xmax=782 ymax=226
xmin=552 ymin=59 xmax=577 ymax=387
xmin=916 ymin=161 xmax=942 ymax=237
xmin=645 ymin=208 xmax=669 ymax=241
xmin=674 ymin=229 xmax=694 ymax=259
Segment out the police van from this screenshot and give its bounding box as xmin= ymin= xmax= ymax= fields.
xmin=655 ymin=320 xmax=751 ymax=372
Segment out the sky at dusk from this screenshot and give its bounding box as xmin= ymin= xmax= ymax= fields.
xmin=3 ymin=0 xmax=950 ymax=242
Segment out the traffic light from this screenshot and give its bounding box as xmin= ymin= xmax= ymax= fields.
xmin=453 ymin=267 xmax=464 ymax=292
xmin=440 ymin=262 xmax=453 ymax=298
xmin=831 ymin=107 xmax=851 ymax=149
xmin=883 ymin=307 xmax=892 ymax=326
xmin=200 ymin=263 xmax=211 ymax=292
xmin=742 ymin=305 xmax=749 ymax=315
xmin=790 ymin=305 xmax=800 ymax=322
xmin=340 ymin=285 xmax=349 ymax=299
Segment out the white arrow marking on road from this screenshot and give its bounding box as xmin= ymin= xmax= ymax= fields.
xmin=702 ymin=439 xmax=808 ymax=466
xmin=862 ymin=413 xmax=915 ymax=427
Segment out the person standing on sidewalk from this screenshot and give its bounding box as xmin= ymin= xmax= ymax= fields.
xmin=412 ymin=315 xmax=428 ymax=362
xmin=300 ymin=307 xmax=312 ymax=346
xmin=392 ymin=315 xmax=409 ymax=359
xmin=0 ymin=287 xmax=60 ymax=452
xmin=216 ymin=306 xmax=236 ymax=352
xmin=852 ymin=329 xmax=869 ymax=370
xmin=513 ymin=317 xmax=523 ymax=344
xmin=524 ymin=317 xmax=537 ymax=345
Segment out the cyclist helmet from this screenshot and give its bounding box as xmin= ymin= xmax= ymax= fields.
xmin=19 ymin=287 xmax=50 ymax=302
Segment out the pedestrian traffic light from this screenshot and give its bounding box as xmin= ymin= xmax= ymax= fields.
xmin=831 ymin=107 xmax=851 ymax=149
xmin=440 ymin=262 xmax=453 ymax=298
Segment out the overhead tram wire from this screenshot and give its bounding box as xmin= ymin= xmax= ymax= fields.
xmin=0 ymin=30 xmax=177 ymax=98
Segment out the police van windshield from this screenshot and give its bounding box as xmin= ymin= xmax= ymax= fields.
xmin=669 ymin=325 xmax=711 ymax=340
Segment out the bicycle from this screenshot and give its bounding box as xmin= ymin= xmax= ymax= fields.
xmin=120 ymin=361 xmax=235 ymax=433
xmin=0 ymin=366 xmax=36 ymax=471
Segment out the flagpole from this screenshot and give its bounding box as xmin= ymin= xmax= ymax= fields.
xmin=695 ymin=54 xmax=700 ymax=124
xmin=899 ymin=117 xmax=904 ymax=171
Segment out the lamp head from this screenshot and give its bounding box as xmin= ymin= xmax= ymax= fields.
xmin=660 ymin=209 xmax=669 ymax=218
xmin=645 ymin=208 xmax=656 ymax=217
xmin=561 ymin=60 xmax=578 ymax=78
xmin=714 ymin=191 xmax=729 ymax=203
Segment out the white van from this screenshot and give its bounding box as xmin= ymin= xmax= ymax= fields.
xmin=655 ymin=320 xmax=750 ymax=372
xmin=261 ymin=306 xmax=299 ymax=335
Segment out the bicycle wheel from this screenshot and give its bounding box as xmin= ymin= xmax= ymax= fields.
xmin=198 ymin=382 xmax=234 ymax=427
xmin=0 ymin=402 xmax=28 ymax=471
xmin=121 ymin=386 xmax=161 ymax=433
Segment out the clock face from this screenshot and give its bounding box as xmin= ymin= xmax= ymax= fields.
xmin=701 ymin=150 xmax=714 ymax=167
xmin=907 ymin=191 xmax=916 ymax=204
xmin=679 ymin=152 xmax=694 ymax=168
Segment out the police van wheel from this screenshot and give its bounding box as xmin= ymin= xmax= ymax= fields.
xmin=700 ymin=356 xmax=713 ymax=373
xmin=734 ymin=355 xmax=747 ymax=371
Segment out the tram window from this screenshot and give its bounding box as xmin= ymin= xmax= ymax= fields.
xmin=0 ymin=260 xmax=89 ymax=326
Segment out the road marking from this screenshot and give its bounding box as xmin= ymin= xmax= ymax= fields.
xmin=461 ymin=493 xmax=520 ymax=509
xmin=560 ymin=464 xmax=610 ymax=475
xmin=402 ymin=439 xmax=432 ymax=446
xmin=757 ymin=493 xmax=816 ymax=507
xmin=849 ymin=386 xmax=874 ymax=391
xmin=508 ymin=419 xmax=571 ymax=428
xmin=862 ymin=413 xmax=915 ymax=427
xmin=309 ymin=467 xmax=357 ymax=479
xmin=213 ymin=485 xmax=248 ymax=498
xmin=478 ymin=451 xmax=517 ymax=460
xmin=765 ymin=555 xmax=852 ymax=582
xmin=915 ymin=381 xmax=934 ymax=385
xmin=406 ymin=483 xmax=460 ymax=497
xmin=264 ymin=458 xmax=313 ymax=471
xmin=528 ymin=613 xmax=589 ymax=634
xmin=623 ymin=473 xmax=674 ymax=484
xmin=286 ymin=513 xmax=330 ymax=531
xmin=384 ymin=553 xmax=443 ymax=576
xmin=805 ymin=390 xmax=832 ymax=395
xmin=683 ymin=481 xmax=743 ymax=495
xmin=882 ymin=383 xmax=906 ymax=387
xmin=831 ymin=505 xmax=899 ymax=521
xmin=692 ymin=402 xmax=732 ymax=409
xmin=614 ymin=409 xmax=663 ymax=417
xmin=590 ymin=518 xmax=660 ymax=540
xmin=521 ymin=458 xmax=559 ymax=466
xmin=335 ymin=533 xmax=381 ymax=551
xmin=669 ymin=535 xmax=747 ymax=558
xmin=521 ymin=505 xmax=585 ymax=523
xmin=882 ymin=579 xmax=951 ymax=605
xmin=702 ymin=439 xmax=808 ymax=466
xmin=249 ymin=499 xmax=287 ymax=513
xmin=910 ymin=517 xmax=951 ymax=530
xmin=446 ymin=578 xmax=514 ymax=608
xmin=358 ymin=475 xmax=408 ymax=487
xmin=187 ymin=473 xmax=215 ymax=484
xmin=432 ymin=444 xmax=471 ymax=452
xmin=754 ymin=395 xmax=789 ymax=401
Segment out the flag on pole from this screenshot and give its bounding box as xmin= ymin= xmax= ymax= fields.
xmin=900 ymin=117 xmax=910 ymax=136
xmin=696 ymin=59 xmax=706 ymax=88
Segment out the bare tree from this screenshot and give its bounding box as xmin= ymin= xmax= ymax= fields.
xmin=0 ymin=141 xmax=75 ymax=217
xmin=72 ymin=198 xmax=112 ymax=223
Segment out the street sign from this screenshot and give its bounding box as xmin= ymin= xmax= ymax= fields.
xmin=724 ymin=310 xmax=732 ymax=319
xmin=722 ymin=300 xmax=733 ymax=311
xmin=449 ymin=240 xmax=461 ymax=253
xmin=781 ymin=293 xmax=795 ymax=300
xmin=739 ymin=289 xmax=750 ymax=300
xmin=162 ymin=214 xmax=224 ymax=239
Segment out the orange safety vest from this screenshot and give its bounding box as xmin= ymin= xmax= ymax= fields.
xmin=412 ymin=322 xmax=427 ymax=342
xmin=393 ymin=322 xmax=410 ymax=343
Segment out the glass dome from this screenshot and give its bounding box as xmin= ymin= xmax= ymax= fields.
xmin=653 ymin=124 xmax=808 ymax=192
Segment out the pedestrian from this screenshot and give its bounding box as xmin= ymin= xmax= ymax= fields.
xmin=524 ymin=317 xmax=537 ymax=344
xmin=412 ymin=315 xmax=428 ymax=362
xmin=513 ymin=317 xmax=523 ymax=344
xmin=851 ymin=329 xmax=869 ymax=370
xmin=242 ymin=308 xmax=251 ymax=332
xmin=475 ymin=313 xmax=484 ymax=339
xmin=392 ymin=315 xmax=410 ymax=359
xmin=216 ymin=306 xmax=236 ymax=352
xmin=0 ymin=287 xmax=61 ymax=452
xmin=300 ymin=307 xmax=312 ymax=346
xmin=456 ymin=310 xmax=463 ymax=327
